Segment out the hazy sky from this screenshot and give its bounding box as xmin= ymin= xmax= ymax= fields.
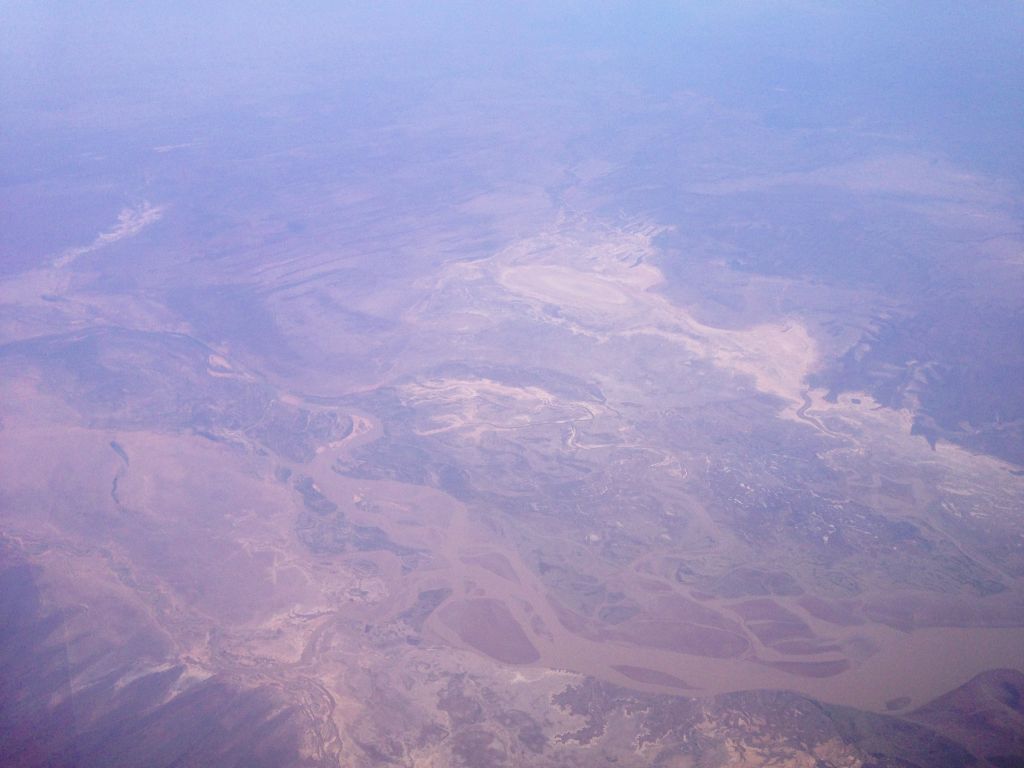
xmin=3 ymin=2 xmax=1022 ymax=179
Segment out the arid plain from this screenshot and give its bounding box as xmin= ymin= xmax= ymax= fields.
xmin=3 ymin=175 xmax=1024 ymax=765
xmin=3 ymin=6 xmax=1024 ymax=765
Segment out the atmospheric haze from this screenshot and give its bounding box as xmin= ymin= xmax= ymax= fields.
xmin=2 ymin=3 xmax=1023 ymax=767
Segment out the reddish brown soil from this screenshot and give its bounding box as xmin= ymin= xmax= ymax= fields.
xmin=655 ymin=595 xmax=744 ymax=630
xmin=732 ymin=598 xmax=803 ymax=623
xmin=552 ymin=597 xmax=749 ymax=659
xmin=612 ymin=665 xmax=694 ymax=689
xmin=611 ymin=620 xmax=749 ymax=658
xmin=760 ymin=659 xmax=851 ymax=678
xmin=862 ymin=594 xmax=1024 ymax=631
xmin=772 ymin=639 xmax=843 ymax=655
xmin=438 ymin=598 xmax=540 ymax=664
xmin=461 ymin=552 xmax=520 ymax=584
xmin=798 ymin=596 xmax=865 ymax=626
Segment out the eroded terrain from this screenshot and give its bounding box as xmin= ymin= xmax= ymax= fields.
xmin=3 ymin=199 xmax=1023 ymax=766
xmin=2 ymin=7 xmax=1024 ymax=765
